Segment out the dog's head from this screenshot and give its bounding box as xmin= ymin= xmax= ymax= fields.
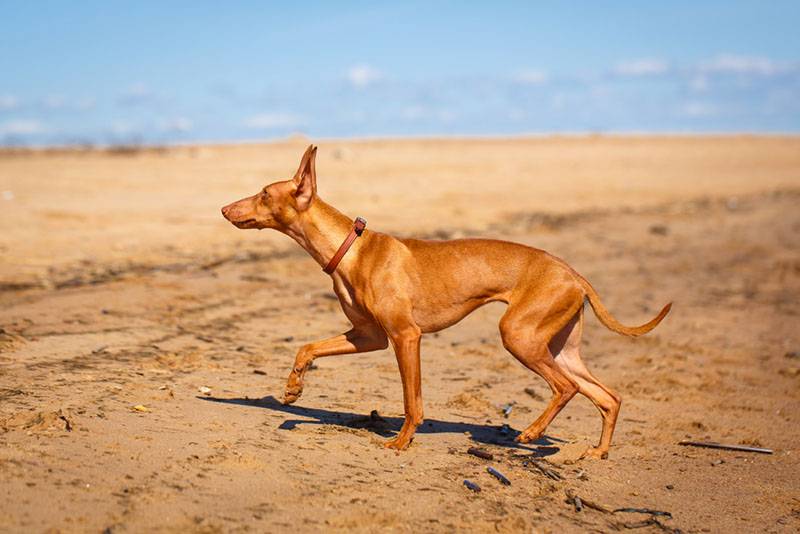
xmin=221 ymin=145 xmax=318 ymax=232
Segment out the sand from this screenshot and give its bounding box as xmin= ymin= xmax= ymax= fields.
xmin=1 ymin=136 xmax=799 ymax=532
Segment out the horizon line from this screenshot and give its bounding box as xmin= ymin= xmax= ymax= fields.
xmin=3 ymin=130 xmax=800 ymax=151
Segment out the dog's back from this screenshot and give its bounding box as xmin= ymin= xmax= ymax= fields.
xmin=392 ymin=237 xmax=576 ymax=332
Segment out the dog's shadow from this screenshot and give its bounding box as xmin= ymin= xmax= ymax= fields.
xmin=199 ymin=395 xmax=564 ymax=456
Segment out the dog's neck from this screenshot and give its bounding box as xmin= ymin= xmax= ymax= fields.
xmin=285 ymin=197 xmax=361 ymax=276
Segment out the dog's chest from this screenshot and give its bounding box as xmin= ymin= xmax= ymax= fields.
xmin=332 ymin=275 xmax=360 ymax=309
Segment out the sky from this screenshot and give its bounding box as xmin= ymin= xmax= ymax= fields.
xmin=1 ymin=1 xmax=799 ymax=145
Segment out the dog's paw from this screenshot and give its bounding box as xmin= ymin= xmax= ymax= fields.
xmin=282 ymin=385 xmax=303 ymax=405
xmin=515 ymin=429 xmax=543 ymax=444
xmin=383 ymin=436 xmax=413 ymax=451
xmin=579 ymin=447 xmax=608 ymax=460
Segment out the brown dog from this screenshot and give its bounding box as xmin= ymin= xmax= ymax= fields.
xmin=221 ymin=145 xmax=671 ymax=458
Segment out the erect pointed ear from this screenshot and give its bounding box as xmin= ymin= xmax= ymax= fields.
xmin=292 ymin=145 xmax=317 ymax=211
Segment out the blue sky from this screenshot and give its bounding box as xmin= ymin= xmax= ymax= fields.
xmin=1 ymin=1 xmax=799 ymax=145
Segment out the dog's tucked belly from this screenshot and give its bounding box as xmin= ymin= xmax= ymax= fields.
xmin=412 ymin=295 xmax=506 ymax=333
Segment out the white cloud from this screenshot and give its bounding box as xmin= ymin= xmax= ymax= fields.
xmin=613 ymin=58 xmax=669 ymax=76
xmin=0 ymin=119 xmax=48 ymax=136
xmin=346 ymin=64 xmax=382 ymax=88
xmin=514 ymin=69 xmax=549 ymax=85
xmin=699 ymin=54 xmax=794 ymax=76
xmin=160 ymin=117 xmax=193 ymax=133
xmin=0 ymin=95 xmax=19 ymax=111
xmin=243 ymin=113 xmax=304 ymax=129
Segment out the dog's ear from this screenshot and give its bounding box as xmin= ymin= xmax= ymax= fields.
xmin=292 ymin=145 xmax=317 ymax=211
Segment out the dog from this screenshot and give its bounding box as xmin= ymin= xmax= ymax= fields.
xmin=221 ymin=145 xmax=671 ymax=458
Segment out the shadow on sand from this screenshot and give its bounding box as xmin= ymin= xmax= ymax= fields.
xmin=199 ymin=395 xmax=564 ymax=456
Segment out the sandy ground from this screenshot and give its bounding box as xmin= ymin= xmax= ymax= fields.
xmin=1 ymin=136 xmax=799 ymax=533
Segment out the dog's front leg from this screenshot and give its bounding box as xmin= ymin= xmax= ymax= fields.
xmin=384 ymin=327 xmax=424 ymax=450
xmin=283 ymin=326 xmax=387 ymax=404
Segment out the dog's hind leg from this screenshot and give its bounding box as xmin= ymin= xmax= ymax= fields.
xmin=499 ymin=290 xmax=583 ymax=443
xmin=283 ymin=325 xmax=388 ymax=404
xmin=551 ymin=309 xmax=621 ymax=459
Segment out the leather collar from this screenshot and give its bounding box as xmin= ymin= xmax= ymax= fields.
xmin=323 ymin=217 xmax=367 ymax=274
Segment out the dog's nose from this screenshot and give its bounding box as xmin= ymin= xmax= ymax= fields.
xmin=221 ymin=204 xmax=230 ymax=219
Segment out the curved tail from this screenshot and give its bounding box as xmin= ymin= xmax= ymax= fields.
xmin=579 ymin=278 xmax=671 ymax=337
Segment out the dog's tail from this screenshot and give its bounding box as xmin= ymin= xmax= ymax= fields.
xmin=578 ymin=277 xmax=671 ymax=337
